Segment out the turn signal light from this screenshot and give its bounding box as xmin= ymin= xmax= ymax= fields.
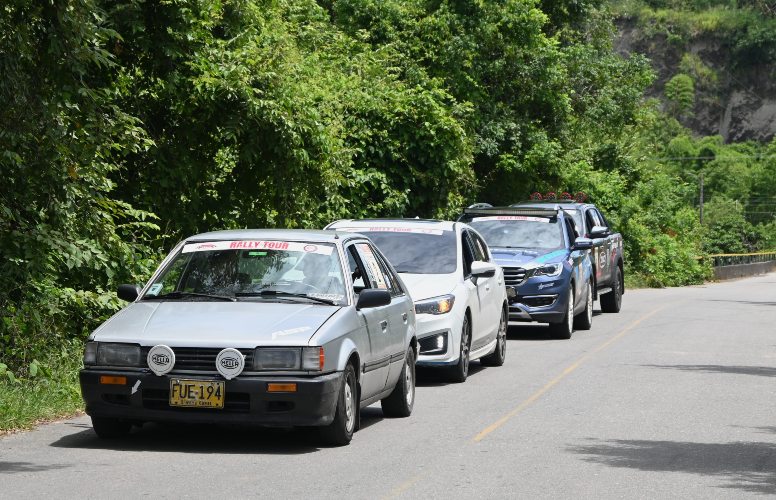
xmin=99 ymin=375 xmax=127 ymax=385
xmin=267 ymin=383 xmax=297 ymax=393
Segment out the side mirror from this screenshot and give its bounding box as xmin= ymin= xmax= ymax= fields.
xmin=356 ymin=289 xmax=391 ymax=310
xmin=117 ymin=284 xmax=142 ymax=302
xmin=471 ymin=261 xmax=497 ymax=278
xmin=589 ymin=225 xmax=610 ymax=238
xmin=572 ymin=237 xmax=594 ymax=251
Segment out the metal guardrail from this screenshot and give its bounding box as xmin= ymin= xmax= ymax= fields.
xmin=702 ymin=251 xmax=776 ymax=268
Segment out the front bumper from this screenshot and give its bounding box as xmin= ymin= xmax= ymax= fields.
xmin=80 ymin=369 xmax=342 ymax=427
xmin=508 ymin=278 xmax=571 ymax=324
xmin=414 ymin=312 xmax=461 ymax=366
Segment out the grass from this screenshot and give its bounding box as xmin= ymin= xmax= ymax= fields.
xmin=0 ymin=345 xmax=84 ymax=434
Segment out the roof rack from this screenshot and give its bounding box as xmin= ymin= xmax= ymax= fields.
xmin=467 ymin=202 xmax=493 ymax=209
xmin=462 ymin=206 xmax=560 ymax=218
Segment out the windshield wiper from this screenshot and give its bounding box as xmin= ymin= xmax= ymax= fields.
xmin=235 ymin=290 xmax=339 ymax=306
xmin=143 ymin=291 xmax=237 ymax=302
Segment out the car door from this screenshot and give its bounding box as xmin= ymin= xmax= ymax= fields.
xmin=345 ymin=243 xmax=392 ymax=399
xmin=461 ymin=230 xmax=489 ymax=348
xmin=565 ymin=216 xmax=586 ymax=312
xmin=470 ymin=230 xmax=500 ymax=342
xmin=371 ymin=248 xmax=413 ymax=387
xmin=593 ymin=208 xmax=615 ymax=286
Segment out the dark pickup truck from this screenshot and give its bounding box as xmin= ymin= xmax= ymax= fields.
xmin=512 ymin=200 xmax=624 ymax=313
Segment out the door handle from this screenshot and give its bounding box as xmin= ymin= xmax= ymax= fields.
xmin=380 ymin=320 xmax=388 ymax=332
xmin=402 ymin=312 xmax=408 ymax=322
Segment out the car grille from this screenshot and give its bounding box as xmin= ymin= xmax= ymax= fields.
xmin=142 ymin=389 xmax=251 ymax=413
xmin=141 ymin=347 xmax=255 ymax=372
xmin=502 ymin=267 xmax=528 ymax=287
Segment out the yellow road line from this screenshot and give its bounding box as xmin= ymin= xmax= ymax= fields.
xmin=472 ymin=305 xmax=667 ymax=443
xmin=382 ymin=474 xmax=423 ymax=500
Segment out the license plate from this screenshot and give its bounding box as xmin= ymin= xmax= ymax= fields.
xmin=169 ymin=379 xmax=225 ymax=409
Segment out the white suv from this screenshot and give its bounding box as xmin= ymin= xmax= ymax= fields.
xmin=326 ymin=219 xmax=508 ymax=382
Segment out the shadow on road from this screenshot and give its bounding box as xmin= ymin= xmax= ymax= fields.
xmin=642 ymin=364 xmax=776 ymax=378
xmin=0 ymin=461 xmax=71 ymax=474
xmin=50 ymin=422 xmax=324 ymax=455
xmin=415 ymin=363 xmax=485 ymax=387
xmin=507 ymin=324 xmax=550 ymax=341
xmin=568 ymin=438 xmax=776 ymax=495
xmin=706 ymin=299 xmax=776 ymax=307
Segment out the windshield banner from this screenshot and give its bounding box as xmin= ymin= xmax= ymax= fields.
xmin=335 ymin=227 xmax=445 ymax=235
xmin=182 ymin=241 xmax=334 ymax=255
xmin=472 ymin=216 xmax=550 ymax=223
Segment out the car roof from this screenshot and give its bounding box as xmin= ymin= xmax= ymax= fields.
xmin=186 ymin=229 xmax=359 ymax=244
xmin=327 ymin=218 xmax=457 ymax=232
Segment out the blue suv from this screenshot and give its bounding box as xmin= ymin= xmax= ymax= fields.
xmin=459 ymin=206 xmax=594 ymax=339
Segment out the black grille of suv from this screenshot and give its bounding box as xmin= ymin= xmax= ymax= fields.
xmin=520 ymin=295 xmax=557 ymax=308
xmin=141 ymin=347 xmax=255 ymax=372
xmin=502 ymin=267 xmax=528 ymax=287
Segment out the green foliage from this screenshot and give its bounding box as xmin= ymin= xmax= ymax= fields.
xmin=664 ymin=73 xmax=695 ymax=117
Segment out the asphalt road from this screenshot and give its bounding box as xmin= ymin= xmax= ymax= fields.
xmin=2 ymin=273 xmax=775 ymax=499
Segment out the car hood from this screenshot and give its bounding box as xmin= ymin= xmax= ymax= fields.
xmin=490 ymin=248 xmax=568 ymax=268
xmin=399 ymin=273 xmax=459 ymax=302
xmin=91 ymin=301 xmax=341 ymax=348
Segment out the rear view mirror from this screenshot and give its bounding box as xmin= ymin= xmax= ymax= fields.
xmin=356 ymin=289 xmax=391 ymax=310
xmin=471 ymin=261 xmax=497 ymax=278
xmin=572 ymin=237 xmax=594 ymax=251
xmin=590 ymin=225 xmax=609 ymax=238
xmin=117 ymin=284 xmax=142 ymax=302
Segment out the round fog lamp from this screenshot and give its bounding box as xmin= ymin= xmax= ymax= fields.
xmin=216 ymin=348 xmax=245 ymax=380
xmin=147 ymin=345 xmax=176 ymax=376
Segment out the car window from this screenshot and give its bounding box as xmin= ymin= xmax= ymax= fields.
xmin=470 ymin=231 xmax=489 ymax=262
xmin=564 ymin=217 xmax=578 ymax=246
xmin=373 ymin=250 xmax=404 ymax=297
xmin=461 ymin=231 xmax=475 ymax=277
xmin=338 ymin=228 xmax=457 ymax=274
xmin=346 ymin=245 xmax=367 ymax=291
xmin=354 ymin=242 xmax=389 ymax=290
xmin=594 ymin=209 xmax=609 ymax=229
xmin=585 ymin=209 xmax=601 ymax=231
xmin=563 ymin=209 xmax=583 ymax=234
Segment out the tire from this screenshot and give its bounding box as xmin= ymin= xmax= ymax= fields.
xmin=91 ymin=417 xmax=131 ymax=439
xmin=381 ymin=347 xmax=416 ymax=418
xmin=548 ymin=286 xmax=574 ymax=339
xmin=446 ymin=314 xmax=471 ymax=383
xmin=600 ymin=266 xmax=623 ymax=313
xmin=319 ymin=363 xmax=357 ymax=446
xmin=481 ymin=307 xmax=507 ymax=367
xmin=574 ymin=281 xmax=593 ymax=330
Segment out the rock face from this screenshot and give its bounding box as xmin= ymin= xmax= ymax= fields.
xmin=615 ymin=18 xmax=776 ymax=143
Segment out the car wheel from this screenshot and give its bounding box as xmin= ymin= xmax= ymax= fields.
xmin=91 ymin=417 xmax=131 ymax=439
xmin=600 ymin=267 xmax=623 ymax=313
xmin=574 ymin=280 xmax=593 ymax=330
xmin=381 ymin=346 xmax=416 ymax=418
xmin=481 ymin=307 xmax=507 ymax=367
xmin=319 ymin=363 xmax=357 ymax=446
xmin=548 ymin=286 xmax=574 ymax=339
xmin=446 ymin=314 xmax=471 ymax=383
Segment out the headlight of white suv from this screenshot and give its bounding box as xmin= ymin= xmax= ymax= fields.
xmin=532 ymin=264 xmax=563 ymax=277
xmin=91 ymin=343 xmax=142 ymax=366
xmin=414 ymin=295 xmax=455 ymax=315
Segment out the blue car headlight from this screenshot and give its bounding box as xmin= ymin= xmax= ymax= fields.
xmin=532 ymin=264 xmax=563 ymax=277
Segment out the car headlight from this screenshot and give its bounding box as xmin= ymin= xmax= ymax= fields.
xmin=414 ymin=295 xmax=455 ymax=315
xmin=532 ymin=264 xmax=563 ymax=277
xmin=254 ymin=347 xmax=324 ymax=371
xmin=95 ymin=343 xmax=141 ymax=366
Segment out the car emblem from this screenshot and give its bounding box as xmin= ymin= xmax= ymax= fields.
xmin=216 ymin=348 xmax=245 ymax=380
xmin=304 ymin=244 xmax=318 ymax=253
xmin=147 ymin=345 xmax=175 ymax=376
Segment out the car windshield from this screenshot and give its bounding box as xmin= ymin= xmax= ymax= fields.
xmin=142 ymin=240 xmax=346 ymax=304
xmin=465 ymin=216 xmax=564 ymax=251
xmin=342 ymin=228 xmax=457 ymax=274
